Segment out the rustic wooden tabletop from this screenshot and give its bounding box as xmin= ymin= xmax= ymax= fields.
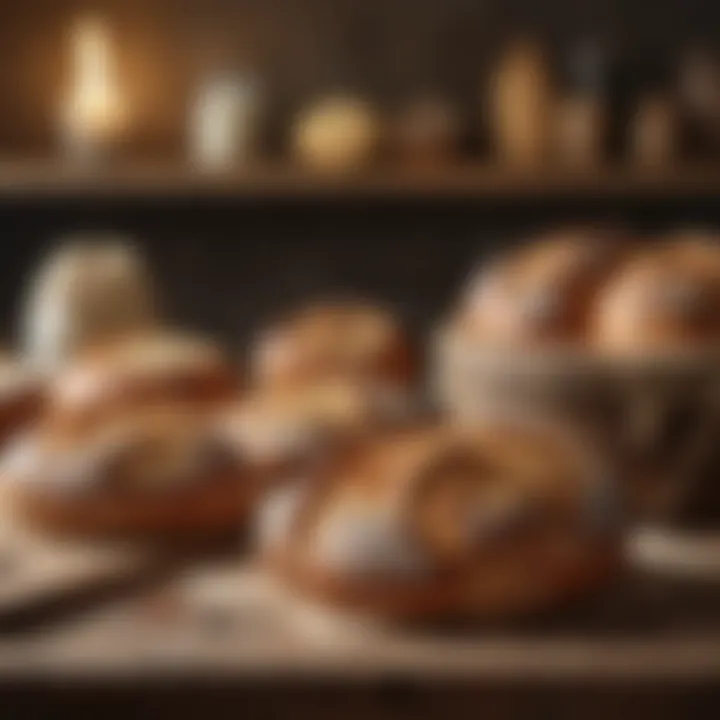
xmin=0 ymin=527 xmax=719 ymax=717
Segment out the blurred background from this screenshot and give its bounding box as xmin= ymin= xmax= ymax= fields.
xmin=2 ymin=0 xmax=720 ymax=347
xmin=3 ymin=5 xmax=720 ymax=714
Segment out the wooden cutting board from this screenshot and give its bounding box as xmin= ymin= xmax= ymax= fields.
xmin=0 ymin=501 xmax=154 ymax=631
xmin=0 ymin=479 xmax=182 ymax=631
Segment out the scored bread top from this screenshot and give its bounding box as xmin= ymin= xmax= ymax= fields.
xmin=3 ymin=403 xmax=246 ymax=498
xmin=456 ymin=228 xmax=720 ymax=354
xmin=592 ymin=239 xmax=720 ymax=354
xmin=47 ymin=331 xmax=238 ymax=429
xmin=258 ymin=418 xmax=618 ymax=584
xmin=458 ymin=227 xmax=628 ymax=346
xmin=251 ymin=302 xmax=414 ymax=391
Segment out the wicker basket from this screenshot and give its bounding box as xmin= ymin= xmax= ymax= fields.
xmin=434 ymin=326 xmax=720 ymax=527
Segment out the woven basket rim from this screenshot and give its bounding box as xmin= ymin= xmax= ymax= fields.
xmin=434 ymin=325 xmax=720 ymax=381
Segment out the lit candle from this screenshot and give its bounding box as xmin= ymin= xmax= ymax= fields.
xmin=61 ymin=17 xmax=124 ymax=163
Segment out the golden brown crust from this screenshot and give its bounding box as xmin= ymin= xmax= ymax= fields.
xmin=3 ymin=330 xmax=249 ymax=539
xmin=0 ymin=387 xmax=44 ymax=445
xmin=251 ymin=302 xmax=414 ymax=392
xmin=268 ymin=543 xmax=620 ymax=622
xmin=459 ymin=227 xmax=628 ymax=346
xmin=458 ymin=229 xmax=720 ymax=354
xmin=592 ymin=240 xmax=720 ymax=354
xmin=5 ymin=402 xmax=255 ymax=538
xmin=0 ymin=356 xmax=46 ymax=445
xmin=10 ymin=469 xmax=253 ymax=538
xmin=220 ymin=380 xmax=415 ymax=481
xmin=46 ymin=331 xmax=238 ymax=432
xmin=260 ymin=420 xmax=620 ymax=622
xmin=658 ymin=230 xmax=720 ymax=270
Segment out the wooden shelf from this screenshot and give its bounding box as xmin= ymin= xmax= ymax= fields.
xmin=1 ymin=161 xmax=720 ymax=200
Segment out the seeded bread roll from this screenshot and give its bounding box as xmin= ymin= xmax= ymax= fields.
xmin=458 ymin=228 xmax=627 ymax=346
xmin=259 ymin=417 xmax=621 ymax=622
xmin=251 ymin=302 xmax=414 ymax=392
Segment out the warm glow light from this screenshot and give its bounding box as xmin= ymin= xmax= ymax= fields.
xmin=62 ymin=17 xmax=124 ymax=145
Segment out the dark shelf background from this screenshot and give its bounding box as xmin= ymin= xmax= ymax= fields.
xmin=2 ymin=1 xmax=720 ymax=349
xmin=1 ymin=0 xmax=719 ymax=158
xmin=1 ymin=193 xmax=719 ymax=351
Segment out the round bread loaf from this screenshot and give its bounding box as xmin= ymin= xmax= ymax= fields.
xmin=46 ymin=331 xmax=238 ymax=433
xmin=592 ymin=239 xmax=720 ymax=355
xmin=219 ymin=377 xmax=417 ymax=499
xmin=3 ymin=330 xmax=246 ymax=538
xmin=251 ymin=302 xmax=414 ymax=392
xmin=459 ymin=228 xmax=627 ymax=346
xmin=4 ymin=404 xmax=254 ymax=537
xmin=259 ymin=417 xmax=621 ymax=622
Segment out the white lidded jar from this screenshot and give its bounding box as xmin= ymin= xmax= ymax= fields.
xmin=189 ymin=74 xmax=261 ymax=170
xmin=21 ymin=236 xmax=159 ymax=373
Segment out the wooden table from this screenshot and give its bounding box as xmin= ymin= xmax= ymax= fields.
xmin=1 ymin=551 xmax=719 ymax=718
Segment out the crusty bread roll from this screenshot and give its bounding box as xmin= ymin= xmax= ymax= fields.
xmin=459 ymin=228 xmax=627 ymax=346
xmin=258 ymin=418 xmax=620 ymax=622
xmin=2 ymin=330 xmax=247 ymax=538
xmin=219 ymin=379 xmax=414 ymax=480
xmin=0 ymin=355 xmax=44 ymax=446
xmin=4 ymin=404 xmax=254 ymax=538
xmin=21 ymin=236 xmax=158 ymax=373
xmin=46 ymin=331 xmax=238 ymax=433
xmin=592 ymin=238 xmax=720 ymax=354
xmin=251 ymin=302 xmax=414 ymax=392
xmin=457 ymin=228 xmax=720 ymax=355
